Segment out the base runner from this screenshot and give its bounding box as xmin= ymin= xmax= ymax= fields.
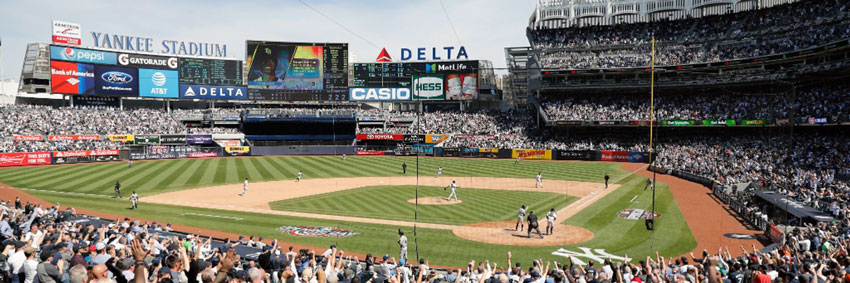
xmin=515 ymin=205 xmax=527 ymax=231
xmin=546 ymin=208 xmax=557 ymax=235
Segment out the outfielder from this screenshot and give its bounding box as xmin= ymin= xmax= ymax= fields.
xmin=515 ymin=156 xmax=521 ymax=165
xmin=536 ymin=172 xmax=543 ymax=188
xmin=130 ymin=191 xmax=139 ymax=209
xmin=445 ymin=180 xmax=459 ymax=201
xmin=546 ymin=208 xmax=557 ymax=235
xmin=436 ymin=167 xmax=443 ymax=178
xmin=128 ymin=159 xmax=133 ymax=168
xmin=515 ymin=205 xmax=527 ymax=231
xmin=296 ymin=171 xmax=303 ymax=182
xmin=240 ymin=178 xmax=248 ymax=196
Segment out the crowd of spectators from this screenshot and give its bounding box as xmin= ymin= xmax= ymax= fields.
xmin=528 ymin=0 xmax=850 ymax=69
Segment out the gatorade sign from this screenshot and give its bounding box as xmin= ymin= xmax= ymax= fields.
xmin=412 ymin=75 xmax=445 ymax=100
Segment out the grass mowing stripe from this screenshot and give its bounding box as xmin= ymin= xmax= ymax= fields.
xmin=166 ymin=159 xmax=206 ymax=189
xmin=0 ymin=163 xmax=88 ymax=184
xmin=212 ymin=158 xmax=228 ymax=184
xmin=83 ymin=159 xmax=173 ymax=193
xmin=266 ymin=157 xmax=298 ymax=178
xmin=291 ymin=157 xmax=332 ymax=178
xmin=256 ymin=157 xmax=289 ymax=178
xmin=185 ymin=159 xmax=215 ymax=186
xmin=61 ymin=163 xmax=149 ymax=192
xmin=7 ymin=162 xmax=110 ymax=186
xmin=147 ymin=159 xmax=197 ymax=194
xmin=310 ymin=157 xmax=358 ymax=177
xmin=340 ymin=157 xmax=391 ymax=176
xmin=246 ymin=157 xmax=275 ymax=181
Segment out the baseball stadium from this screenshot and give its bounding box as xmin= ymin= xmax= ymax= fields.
xmin=0 ymin=0 xmax=847 ymax=283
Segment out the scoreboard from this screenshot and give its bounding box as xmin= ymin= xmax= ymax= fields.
xmin=179 ymin=58 xmax=243 ymax=85
xmin=246 ymin=41 xmax=348 ymax=101
xmin=352 ymin=63 xmax=413 ymax=88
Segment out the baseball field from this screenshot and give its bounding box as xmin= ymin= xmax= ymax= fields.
xmin=0 ymin=156 xmax=698 ymax=266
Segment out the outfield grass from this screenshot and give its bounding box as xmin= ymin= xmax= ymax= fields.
xmin=270 ymin=185 xmax=577 ymax=225
xmin=0 ymin=156 xmax=627 ymax=196
xmin=0 ymin=156 xmax=695 ymax=266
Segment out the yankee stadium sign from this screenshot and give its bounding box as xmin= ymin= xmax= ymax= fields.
xmin=91 ymin=32 xmax=228 ymax=58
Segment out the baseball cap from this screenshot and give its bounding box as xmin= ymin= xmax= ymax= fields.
xmin=96 ymin=242 xmax=106 ymax=250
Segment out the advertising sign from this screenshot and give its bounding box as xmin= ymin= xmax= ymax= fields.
xmin=628 ymin=152 xmax=650 ymax=163
xmin=190 ymin=152 xmax=219 ymax=158
xmin=53 ymin=150 xmax=120 ymax=158
xmin=353 ymin=61 xmax=478 ymax=100
xmin=225 ymin=146 xmax=250 ymax=153
xmin=399 ymin=46 xmax=469 ymax=61
xmin=741 ymin=119 xmax=765 ymax=126
xmin=118 ymin=53 xmax=178 ymax=69
xmin=445 ymin=73 xmax=476 ymax=100
xmin=179 ymin=84 xmax=247 ymax=100
xmin=138 ymin=69 xmax=179 ymax=98
xmin=702 ymin=120 xmax=736 ymax=126
xmin=349 ymin=88 xmax=411 ymax=101
xmin=403 ymin=135 xmax=425 ymax=144
xmin=356 ymin=134 xmax=403 ymax=141
xmin=412 ymin=75 xmax=445 ymax=100
xmin=48 ymin=135 xmax=99 ymax=141
xmin=556 ymin=150 xmax=595 ymax=161
xmin=50 ymin=45 xmax=117 ymax=65
xmin=186 ymin=135 xmax=213 ymax=145
xmin=134 ymin=135 xmax=160 ymax=145
xmin=94 ymin=65 xmax=138 ymax=96
xmin=0 ymin=152 xmax=52 ymax=167
xmin=52 ymin=20 xmax=82 ymax=46
xmin=107 ymin=135 xmax=134 ymax=142
xmin=601 ymin=150 xmax=630 ymax=162
xmin=356 ymin=150 xmax=386 ymax=156
xmin=159 ymin=135 xmax=187 ymax=145
xmin=13 ymin=136 xmax=43 ymax=141
xmin=425 ymin=134 xmax=448 ymax=144
xmin=662 ymin=120 xmax=695 ymax=126
xmin=808 ymin=117 xmax=828 ymax=125
xmin=512 ymin=149 xmax=552 ymax=160
xmin=50 ymin=61 xmax=95 ymax=95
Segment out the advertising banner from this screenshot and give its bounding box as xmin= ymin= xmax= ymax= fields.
xmin=628 ymin=152 xmax=651 ymax=163
xmin=186 ymin=135 xmax=213 ymax=145
xmin=189 ymin=152 xmax=219 ymax=158
xmin=741 ymin=119 xmax=765 ymax=126
xmin=134 ymin=135 xmax=160 ymax=145
xmin=425 ymin=134 xmax=448 ymax=144
xmin=73 ymin=96 xmax=119 ymax=108
xmin=53 ymin=152 xmax=120 ymax=164
xmin=808 ymin=117 xmax=828 ymax=125
xmin=216 ymin=140 xmax=241 ymax=147
xmin=225 ymin=146 xmax=250 ymax=153
xmin=138 ymin=69 xmax=179 ymax=98
xmin=628 ymin=121 xmax=651 ymax=126
xmin=53 ymin=150 xmax=120 ymax=158
xmin=444 ymin=73 xmax=477 ymax=100
xmin=13 ymin=136 xmax=43 ymax=141
xmin=159 ymin=135 xmax=187 ymax=145
xmin=107 ymin=135 xmax=134 ymax=142
xmin=412 ymin=75 xmax=445 ymax=100
xmin=50 ymin=45 xmax=117 ymax=65
xmin=601 ymin=150 xmax=630 ymax=162
xmin=48 ymin=135 xmax=99 ymax=141
xmin=94 ymin=65 xmax=138 ymax=96
xmin=702 ymin=120 xmax=736 ymax=126
xmin=356 ymin=134 xmax=403 ymax=141
xmin=179 ymin=84 xmax=247 ymax=100
xmin=356 ymin=150 xmax=385 ymax=156
xmin=349 ymin=88 xmax=411 ymax=101
xmin=478 ymin=148 xmax=498 ymax=153
xmin=556 ymin=150 xmax=596 ymax=161
xmin=50 ymin=61 xmax=95 ymax=95
xmin=597 ymin=121 xmax=618 ymax=125
xmin=403 ymin=135 xmax=425 ymax=144
xmin=0 ymin=152 xmax=52 ymax=167
xmin=512 ymin=149 xmax=552 ymax=160
xmin=52 ymin=20 xmax=82 ymax=46
xmin=662 ymin=120 xmax=695 ymax=126
xmin=118 ymin=53 xmax=178 ymax=69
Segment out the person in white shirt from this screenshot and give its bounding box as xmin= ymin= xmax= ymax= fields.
xmin=22 ymin=248 xmax=37 ymax=283
xmin=8 ymin=244 xmax=26 ymax=283
xmin=296 ymin=171 xmax=303 ymax=182
xmin=445 ymin=181 xmax=459 ymax=201
xmin=240 ymin=178 xmax=248 ymax=196
xmin=398 ymin=230 xmax=408 ymax=262
xmin=130 ymin=191 xmax=139 ymax=209
xmin=546 ymin=208 xmax=558 ymax=235
xmin=536 ymin=172 xmax=543 ymax=188
xmin=515 ymin=205 xmax=527 ymax=231
xmin=436 ymin=167 xmax=442 ymax=178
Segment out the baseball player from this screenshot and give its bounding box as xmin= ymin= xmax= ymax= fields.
xmin=545 ymin=208 xmax=557 ymax=235
xmin=536 ymin=172 xmax=543 ymax=188
xmin=130 ymin=191 xmax=139 ymax=209
xmin=436 ymin=166 xmax=443 ymax=178
xmin=240 ymin=178 xmax=248 ymax=196
xmin=128 ymin=159 xmax=133 ymax=168
xmin=114 ymin=181 xmax=122 ymax=198
xmin=402 ymin=162 xmax=407 ymax=174
xmin=515 ymin=156 xmax=521 ymax=165
xmin=644 ymin=178 xmax=652 ymax=191
xmin=604 ymin=173 xmax=610 ymax=189
xmin=515 ymin=205 xmax=527 ymax=231
xmin=342 ymin=154 xmax=346 ymax=160
xmin=296 ymin=171 xmax=303 ymax=182
xmin=398 ymin=230 xmax=408 ymax=262
xmin=445 ymin=180 xmax=459 ymax=201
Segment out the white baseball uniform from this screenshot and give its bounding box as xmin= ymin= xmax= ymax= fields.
xmin=546 ymin=211 xmax=557 ymax=224
xmin=241 ymin=180 xmax=248 ymax=195
xmin=436 ymin=167 xmax=442 ymax=177
xmin=517 ymin=208 xmax=527 ymax=223
xmin=296 ymin=171 xmax=302 ymax=182
xmin=447 ymin=183 xmax=458 ymax=201
xmin=536 ymin=173 xmax=543 ymax=188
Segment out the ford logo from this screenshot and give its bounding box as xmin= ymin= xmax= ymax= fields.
xmin=102 ymin=71 xmax=133 ymax=84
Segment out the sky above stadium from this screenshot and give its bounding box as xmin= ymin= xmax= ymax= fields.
xmin=0 ymin=0 xmax=537 ymax=80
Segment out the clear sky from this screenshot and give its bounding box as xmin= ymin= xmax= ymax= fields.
xmin=0 ymin=0 xmax=537 ymax=80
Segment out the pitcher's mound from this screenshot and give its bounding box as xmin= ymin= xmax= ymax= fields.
xmin=408 ymin=197 xmax=463 ymax=205
xmin=453 ymin=221 xmax=593 ymax=246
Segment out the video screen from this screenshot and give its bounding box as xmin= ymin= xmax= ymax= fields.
xmin=246 ymin=41 xmax=348 ymax=100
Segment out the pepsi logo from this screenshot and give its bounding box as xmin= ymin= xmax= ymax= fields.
xmin=63 ymin=48 xmax=75 ymax=60
xmin=102 ymin=72 xmax=133 ymax=84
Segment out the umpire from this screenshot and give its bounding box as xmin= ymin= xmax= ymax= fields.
xmin=526 ymin=211 xmax=543 ymax=238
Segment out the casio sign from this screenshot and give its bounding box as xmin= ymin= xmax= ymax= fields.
xmin=349 ymin=88 xmax=411 ymax=101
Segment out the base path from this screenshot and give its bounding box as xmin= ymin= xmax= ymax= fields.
xmin=453 ymin=221 xmax=593 ymax=247
xmin=409 ymin=197 xmax=463 ymax=205
xmin=619 ymin=164 xmax=764 ymax=255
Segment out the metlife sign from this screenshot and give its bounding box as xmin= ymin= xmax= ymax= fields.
xmin=50 ymin=45 xmax=117 ymax=65
xmin=139 ymin=69 xmax=178 ymax=98
xmin=118 ymin=53 xmax=178 ymax=69
xmin=349 ymin=88 xmax=411 ymax=101
xmin=179 ymin=84 xmax=247 ymax=100
xmin=412 ymin=75 xmax=445 ymax=100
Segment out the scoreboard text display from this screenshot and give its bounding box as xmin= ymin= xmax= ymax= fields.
xmin=245 ymin=41 xmax=348 ymax=101
xmin=178 ymin=58 xmax=243 ymax=86
xmin=351 ymin=61 xmax=479 ymax=100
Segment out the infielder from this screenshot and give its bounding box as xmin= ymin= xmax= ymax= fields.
xmin=436 ymin=167 xmax=443 ymax=178
xmin=114 ymin=181 xmax=122 ymax=198
xmin=342 ymin=154 xmax=346 ymax=160
xmin=240 ymin=178 xmax=248 ymax=196
xmin=515 ymin=205 xmax=527 ymax=231
xmin=445 ymin=180 xmax=459 ymax=201
xmin=545 ymin=208 xmax=557 ymax=235
xmin=296 ymin=171 xmax=303 ymax=182
xmin=644 ymin=178 xmax=652 ymax=191
xmin=536 ymin=172 xmax=543 ymax=188
xmin=130 ymin=191 xmax=139 ymax=209
xmin=128 ymin=159 xmax=133 ymax=168
xmin=515 ymin=156 xmax=521 ymax=165
xmin=398 ymin=230 xmax=408 ymax=262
